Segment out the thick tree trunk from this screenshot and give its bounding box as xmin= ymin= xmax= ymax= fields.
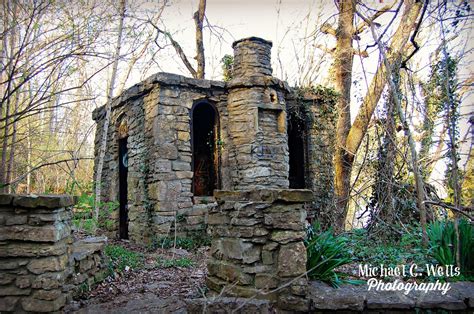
xmin=333 ymin=0 xmax=423 ymax=230
xmin=360 ymin=9 xmax=428 ymax=246
xmin=194 ymin=0 xmax=206 ymax=79
xmin=333 ymin=0 xmax=355 ymax=232
xmin=94 ymin=0 xmax=126 ymax=220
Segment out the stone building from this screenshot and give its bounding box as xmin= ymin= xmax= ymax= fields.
xmin=92 ymin=37 xmax=335 ymax=244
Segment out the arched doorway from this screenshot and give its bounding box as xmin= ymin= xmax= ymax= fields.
xmin=288 ymin=112 xmax=306 ymax=189
xmin=191 ymin=101 xmax=220 ymax=196
xmin=117 ymin=116 xmax=129 ymax=239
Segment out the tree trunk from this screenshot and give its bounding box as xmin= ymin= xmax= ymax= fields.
xmin=94 ymin=0 xmax=126 ymax=220
xmin=333 ymin=0 xmax=355 ymax=232
xmin=361 ymin=11 xmax=428 ymax=246
xmin=6 ymin=91 xmax=18 ymax=193
xmin=194 ymin=0 xmax=206 ymax=79
xmin=333 ymin=0 xmax=423 ymax=229
xmin=0 ymin=1 xmax=16 ymax=192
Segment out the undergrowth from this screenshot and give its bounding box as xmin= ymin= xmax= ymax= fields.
xmin=105 ymin=245 xmax=144 ymax=273
xmin=156 ymin=257 xmax=194 ymax=268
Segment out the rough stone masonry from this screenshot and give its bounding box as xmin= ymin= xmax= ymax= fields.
xmin=0 ymin=194 xmax=107 ymax=312
xmin=92 ymin=36 xmax=336 ymax=243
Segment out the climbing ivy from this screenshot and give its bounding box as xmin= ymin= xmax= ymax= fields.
xmin=221 ymin=54 xmax=234 ymax=82
xmin=289 ymin=85 xmax=338 ymax=127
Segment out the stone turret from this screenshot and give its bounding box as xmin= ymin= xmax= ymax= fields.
xmin=227 ymin=37 xmax=290 ymax=190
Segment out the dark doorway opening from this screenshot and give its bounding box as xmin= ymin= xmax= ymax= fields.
xmin=191 ymin=102 xmax=219 ymax=196
xmin=118 ymin=137 xmax=129 ymax=239
xmin=288 ymin=114 xmax=306 ymax=189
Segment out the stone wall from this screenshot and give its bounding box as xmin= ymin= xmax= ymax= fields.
xmin=0 ymin=194 xmax=108 ymax=312
xmin=227 ymin=38 xmax=290 ymax=190
xmin=93 ymin=74 xmax=228 ymax=243
xmin=92 ymin=36 xmax=338 ymax=245
xmin=68 ymin=236 xmax=108 ymax=297
xmin=206 ymin=189 xmax=313 ymax=311
xmin=0 ymin=194 xmax=74 ymax=312
xmin=286 ymin=92 xmax=337 ymax=223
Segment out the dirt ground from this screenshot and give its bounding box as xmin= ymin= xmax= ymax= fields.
xmin=65 ymin=239 xmax=209 ymax=313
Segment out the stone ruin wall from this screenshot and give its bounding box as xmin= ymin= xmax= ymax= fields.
xmin=207 ymin=190 xmax=312 ymax=311
xmin=0 ymin=194 xmax=107 ymax=312
xmin=227 ymin=38 xmax=290 ymax=190
xmin=286 ymin=94 xmax=337 ymax=222
xmin=92 ymin=37 xmax=337 ymax=244
xmin=93 ymin=74 xmax=231 ymax=243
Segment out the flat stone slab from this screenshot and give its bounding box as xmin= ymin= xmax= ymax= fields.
xmin=71 ymin=236 xmax=108 ymax=262
xmin=0 ymin=194 xmax=75 ymax=209
xmin=309 ymin=281 xmax=474 ymax=311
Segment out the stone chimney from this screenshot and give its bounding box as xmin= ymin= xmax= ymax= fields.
xmin=227 ymin=37 xmax=289 ymax=190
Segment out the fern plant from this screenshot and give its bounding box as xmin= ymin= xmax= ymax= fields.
xmin=427 ymin=219 xmax=473 ymax=279
xmin=305 ymin=224 xmax=354 ymax=287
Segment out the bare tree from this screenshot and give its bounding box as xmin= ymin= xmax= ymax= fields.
xmin=322 ymin=0 xmax=424 ymax=230
xmin=94 ymin=0 xmax=126 ymax=221
xmin=149 ymin=0 xmax=207 ymax=79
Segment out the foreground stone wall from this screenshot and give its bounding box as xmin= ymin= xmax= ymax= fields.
xmin=68 ymin=236 xmax=108 ymax=297
xmin=206 ymin=189 xmax=313 ymax=311
xmin=0 ymin=194 xmax=108 ymax=312
xmin=0 ymin=194 xmax=74 ymax=312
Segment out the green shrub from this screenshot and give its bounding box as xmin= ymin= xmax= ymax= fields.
xmin=105 ymin=245 xmax=144 ymax=273
xmin=346 ymin=226 xmax=428 ymax=268
xmin=305 ymin=223 xmax=353 ymax=287
xmin=428 ymin=219 xmax=473 ymax=279
xmin=73 ymin=192 xmax=118 ymax=235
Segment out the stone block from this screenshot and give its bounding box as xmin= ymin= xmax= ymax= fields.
xmin=207 ymin=259 xmax=253 ymax=285
xmin=0 ymin=223 xmax=71 ymax=242
xmin=27 ymin=255 xmax=68 ymax=274
xmin=270 ymin=230 xmax=305 ymax=244
xmin=172 ymin=161 xmax=191 ymax=171
xmin=230 ymin=217 xmax=259 ymax=226
xmin=15 ymin=276 xmax=31 ymax=288
xmin=0 ymin=285 xmax=31 ymax=296
xmin=177 ymin=131 xmax=190 ymax=142
xmin=156 ymin=144 xmax=178 ymax=160
xmin=176 ymin=171 xmax=193 ymax=179
xmin=12 ymin=194 xmax=75 ymax=209
xmin=207 ymin=213 xmax=230 ymax=225
xmin=0 ymin=273 xmax=15 ymax=285
xmin=185 ymin=215 xmax=204 ymax=225
xmin=0 ymin=194 xmax=13 ymax=205
xmin=79 ymin=259 xmax=95 ymax=272
xmin=21 ymin=294 xmax=66 ymax=312
xmin=0 ymin=258 xmax=28 ymax=270
xmin=155 ymin=160 xmax=172 ymax=173
xmin=308 ymin=281 xmax=365 ymax=311
xmin=0 ymin=296 xmax=19 ymax=311
xmin=212 ymin=238 xmax=261 ymax=264
xmin=0 ymin=240 xmax=68 ymax=257
xmin=255 ymin=273 xmax=279 ymax=289
xmin=5 ymin=214 xmax=28 ymax=225
xmin=277 ymin=242 xmax=306 ymax=277
xmin=264 ymin=210 xmax=306 ymax=230
xmin=262 ymin=250 xmax=274 ymax=265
